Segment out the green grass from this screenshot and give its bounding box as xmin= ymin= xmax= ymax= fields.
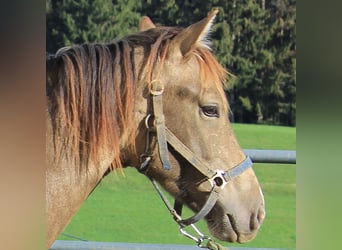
xmin=58 ymin=123 xmax=296 ymax=249
xmin=232 ymin=123 xmax=296 ymax=150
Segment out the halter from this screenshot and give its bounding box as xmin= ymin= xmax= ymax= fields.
xmin=138 ymin=79 xmax=253 ymax=249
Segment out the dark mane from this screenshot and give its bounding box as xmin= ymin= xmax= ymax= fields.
xmin=46 ymin=26 xmax=228 ymax=172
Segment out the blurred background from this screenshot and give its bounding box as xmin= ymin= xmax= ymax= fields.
xmin=46 ymin=0 xmax=296 ymax=127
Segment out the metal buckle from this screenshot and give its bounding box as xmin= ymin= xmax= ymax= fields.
xmin=209 ymin=170 xmax=229 ymax=189
xmin=138 ymin=155 xmax=151 ymax=173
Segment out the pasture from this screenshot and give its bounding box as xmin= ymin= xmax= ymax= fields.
xmin=58 ymin=123 xmax=296 ymax=249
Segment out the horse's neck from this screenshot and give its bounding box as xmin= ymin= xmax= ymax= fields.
xmin=45 ymin=111 xmax=112 ymax=249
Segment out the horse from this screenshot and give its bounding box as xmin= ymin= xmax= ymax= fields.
xmin=46 ymin=10 xmax=265 ymax=249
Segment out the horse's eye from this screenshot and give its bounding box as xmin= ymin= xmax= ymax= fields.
xmin=201 ymin=105 xmax=219 ymax=118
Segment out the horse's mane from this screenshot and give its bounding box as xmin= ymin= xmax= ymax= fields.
xmin=46 ymin=26 xmax=228 ymax=172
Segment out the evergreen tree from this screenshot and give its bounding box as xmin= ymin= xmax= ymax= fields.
xmin=47 ymin=0 xmax=141 ymax=53
xmin=225 ymin=0 xmax=296 ymax=125
xmin=46 ymin=0 xmax=296 ymax=126
xmin=224 ymin=0 xmax=269 ymax=123
xmin=267 ymin=0 xmax=296 ymax=125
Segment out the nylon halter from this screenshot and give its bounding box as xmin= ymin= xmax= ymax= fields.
xmin=138 ymin=79 xmax=253 ymax=249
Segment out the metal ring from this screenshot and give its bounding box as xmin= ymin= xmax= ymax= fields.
xmin=144 ymin=114 xmax=156 ymax=131
xmin=144 ymin=114 xmax=152 ymax=129
xmin=209 ymin=170 xmax=228 ymax=190
xmin=150 ymin=79 xmax=164 ymax=95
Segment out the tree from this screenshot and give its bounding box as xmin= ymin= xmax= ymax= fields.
xmin=267 ymin=0 xmax=296 ymax=125
xmin=46 ymin=0 xmax=296 ymax=126
xmin=224 ymin=0 xmax=270 ymax=123
xmin=225 ymin=0 xmax=296 ymax=125
xmin=47 ymin=0 xmax=141 ymax=53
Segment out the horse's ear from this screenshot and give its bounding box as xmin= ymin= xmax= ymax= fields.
xmin=139 ymin=16 xmax=156 ymax=31
xmin=170 ymin=9 xmax=218 ymax=57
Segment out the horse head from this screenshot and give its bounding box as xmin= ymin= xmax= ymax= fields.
xmin=126 ymin=10 xmax=266 ymax=243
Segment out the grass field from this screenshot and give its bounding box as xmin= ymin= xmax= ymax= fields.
xmin=58 ymin=123 xmax=296 ymax=249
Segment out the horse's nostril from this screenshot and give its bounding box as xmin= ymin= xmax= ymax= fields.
xmin=257 ymin=207 xmax=266 ymax=223
xmin=250 ymin=208 xmax=266 ymax=231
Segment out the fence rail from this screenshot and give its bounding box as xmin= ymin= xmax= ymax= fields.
xmin=243 ymin=149 xmax=296 ymax=164
xmin=50 ymin=240 xmax=285 ymax=250
xmin=50 ymin=149 xmax=296 ymax=250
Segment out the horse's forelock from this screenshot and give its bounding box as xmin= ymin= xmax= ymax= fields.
xmin=142 ymin=27 xmax=230 ymax=113
xmin=193 ymin=47 xmax=230 ymax=113
xmin=139 ymin=27 xmax=229 ymax=111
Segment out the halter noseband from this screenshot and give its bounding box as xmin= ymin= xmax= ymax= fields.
xmin=138 ymin=79 xmax=253 ymax=249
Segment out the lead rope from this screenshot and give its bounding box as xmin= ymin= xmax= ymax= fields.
xmin=147 ymin=178 xmax=229 ymax=250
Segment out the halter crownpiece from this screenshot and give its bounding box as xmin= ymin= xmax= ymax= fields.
xmin=138 ymin=79 xmax=253 ymax=249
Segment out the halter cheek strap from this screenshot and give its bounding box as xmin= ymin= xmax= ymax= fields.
xmin=150 ymin=79 xmax=171 ymax=170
